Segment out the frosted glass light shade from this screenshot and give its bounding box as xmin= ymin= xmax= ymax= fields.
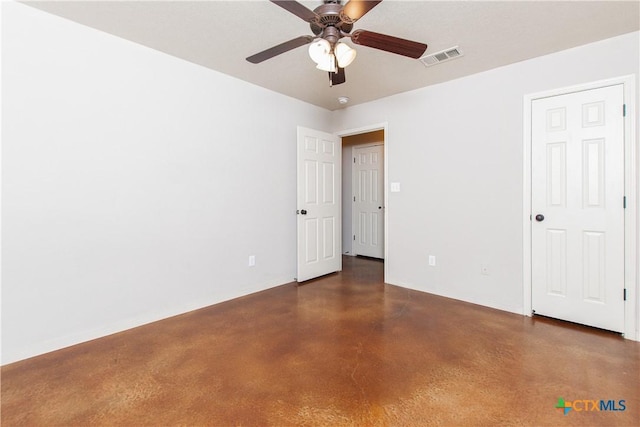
xmin=316 ymin=53 xmax=337 ymax=72
xmin=308 ymin=38 xmax=331 ymax=64
xmin=335 ymin=42 xmax=357 ymax=68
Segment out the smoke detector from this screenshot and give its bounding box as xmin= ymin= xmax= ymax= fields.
xmin=338 ymin=96 xmax=350 ymax=105
xmin=419 ymin=46 xmax=463 ymax=67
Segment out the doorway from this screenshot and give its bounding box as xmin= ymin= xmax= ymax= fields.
xmin=341 ymin=129 xmax=385 ymax=259
xmin=295 ymin=124 xmax=386 ymax=283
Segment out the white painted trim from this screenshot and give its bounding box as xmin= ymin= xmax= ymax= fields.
xmin=337 ymin=123 xmax=389 ymax=281
xmin=523 ymin=75 xmax=638 ymax=341
xmin=350 ymin=142 xmax=384 ymax=149
xmin=523 ymin=97 xmax=532 ymax=319
xmin=337 ymin=123 xmax=387 ymax=138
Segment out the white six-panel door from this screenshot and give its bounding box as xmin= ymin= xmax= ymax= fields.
xmin=531 ymin=84 xmax=625 ymax=332
xmin=353 ymin=144 xmax=384 ymax=259
xmin=296 ymin=127 xmax=342 ymax=282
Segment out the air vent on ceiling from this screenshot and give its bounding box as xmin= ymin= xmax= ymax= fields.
xmin=419 ymin=46 xmax=463 ymax=67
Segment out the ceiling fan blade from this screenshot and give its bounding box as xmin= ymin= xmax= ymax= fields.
xmin=270 ymin=0 xmax=319 ymax=23
xmin=329 ymin=67 xmax=346 ymax=86
xmin=351 ymin=29 xmax=427 ymax=59
xmin=246 ymin=36 xmax=314 ymax=64
xmin=341 ymin=0 xmax=382 ymax=23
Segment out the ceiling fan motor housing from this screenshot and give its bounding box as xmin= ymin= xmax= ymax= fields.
xmin=310 ymin=2 xmax=353 ymax=37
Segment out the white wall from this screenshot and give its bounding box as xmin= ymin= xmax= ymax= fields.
xmin=1 ymin=2 xmax=332 ymax=364
xmin=332 ymin=32 xmax=640 ymax=315
xmin=3 ymin=3 xmax=638 ymax=365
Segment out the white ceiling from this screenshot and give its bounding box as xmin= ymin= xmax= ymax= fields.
xmin=23 ymin=0 xmax=640 ymax=111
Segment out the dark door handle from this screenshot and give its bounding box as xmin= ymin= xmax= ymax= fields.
xmin=301 ymin=209 xmax=307 ymax=215
xmin=378 ymin=206 xmax=382 ymax=209
xmin=535 ymin=214 xmax=544 ymax=222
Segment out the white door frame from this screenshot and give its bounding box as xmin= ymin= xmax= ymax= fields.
xmin=522 ymin=75 xmax=638 ymax=341
xmin=337 ymin=122 xmax=389 ymax=279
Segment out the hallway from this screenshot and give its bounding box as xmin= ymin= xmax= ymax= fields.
xmin=2 ymin=256 xmax=638 ymax=426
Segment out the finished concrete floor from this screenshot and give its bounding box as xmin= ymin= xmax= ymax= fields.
xmin=2 ymin=256 xmax=639 ymax=426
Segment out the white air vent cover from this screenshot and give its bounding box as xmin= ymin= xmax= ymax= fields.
xmin=419 ymin=46 xmax=463 ymax=67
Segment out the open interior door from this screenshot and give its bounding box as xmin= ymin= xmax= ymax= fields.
xmin=297 ymin=127 xmax=342 ymax=282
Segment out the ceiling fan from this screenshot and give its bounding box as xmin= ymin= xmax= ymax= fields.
xmin=246 ymin=0 xmax=428 ymax=86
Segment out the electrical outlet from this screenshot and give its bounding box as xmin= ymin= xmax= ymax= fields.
xmin=248 ymin=255 xmax=256 ymax=267
xmin=481 ymin=264 xmax=490 ymax=275
xmin=428 ymin=255 xmax=436 ymax=266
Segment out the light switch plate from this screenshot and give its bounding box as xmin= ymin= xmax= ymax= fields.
xmin=390 ymin=182 xmax=401 ymax=192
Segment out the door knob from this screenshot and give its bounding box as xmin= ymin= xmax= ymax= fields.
xmin=535 ymin=214 xmax=545 ymax=222
xmin=301 ymin=209 xmax=307 ymax=215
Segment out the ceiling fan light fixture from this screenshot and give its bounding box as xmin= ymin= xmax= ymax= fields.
xmin=335 ymin=42 xmax=357 ymax=68
xmin=308 ymin=38 xmax=331 ymax=64
xmin=316 ymin=53 xmax=337 ymax=72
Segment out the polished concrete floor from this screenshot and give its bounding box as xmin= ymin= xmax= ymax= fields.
xmin=2 ymin=256 xmax=639 ymax=426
